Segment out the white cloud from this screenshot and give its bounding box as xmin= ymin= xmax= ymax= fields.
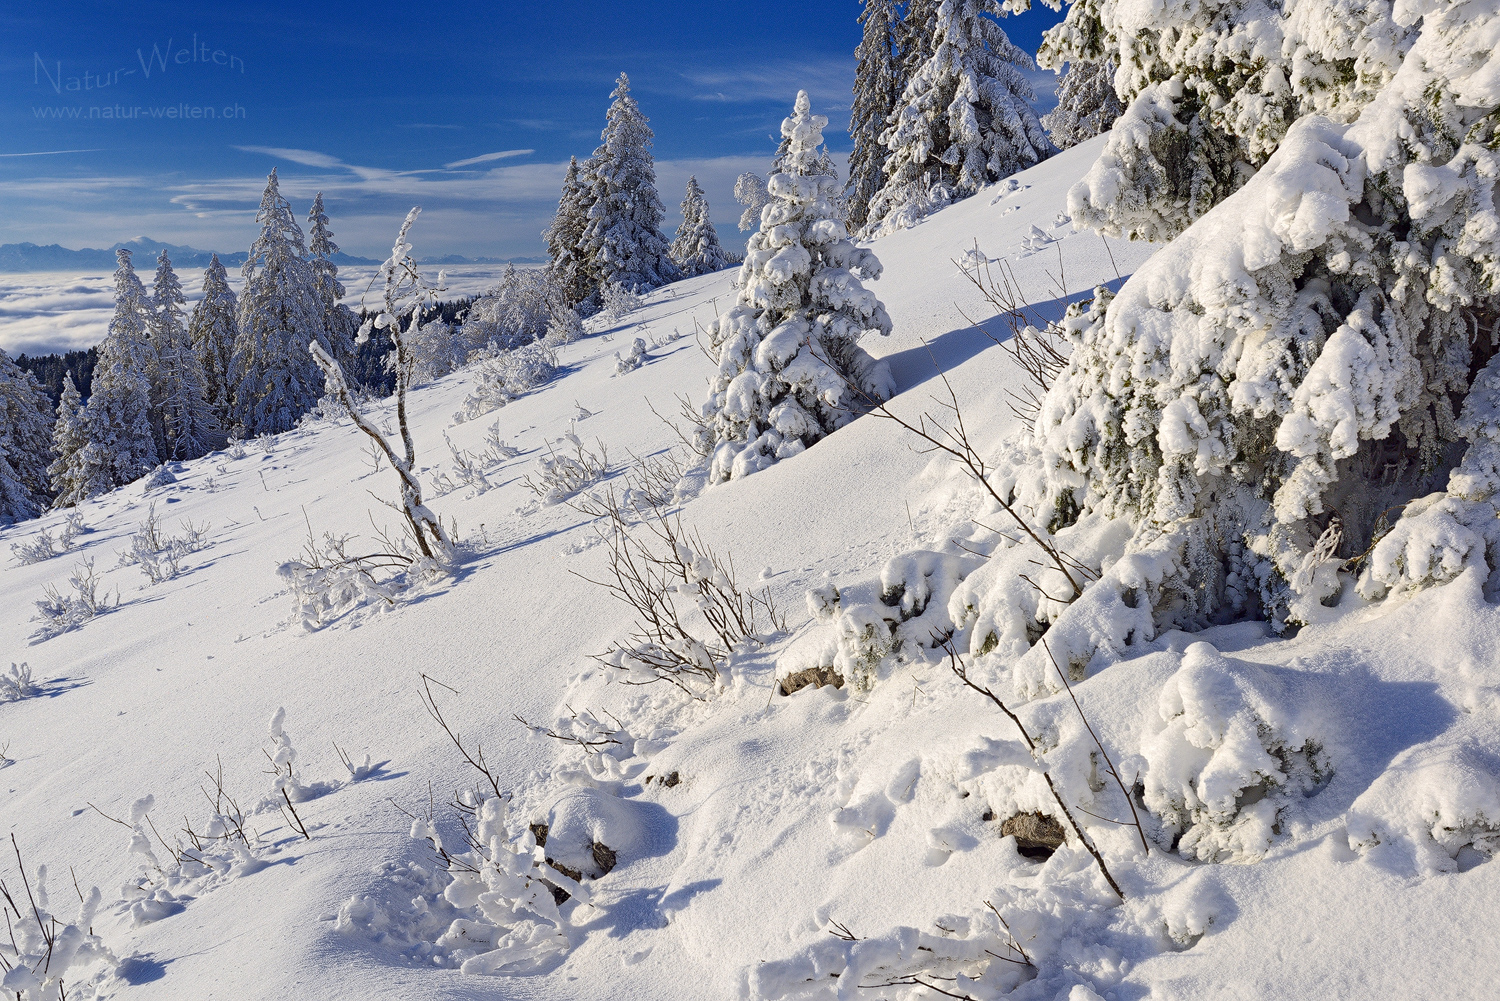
xmin=0 ymin=148 xmax=106 ymax=158
xmin=673 ymin=57 xmax=856 ymax=114
xmin=444 ymin=149 xmax=535 ymax=169
xmin=232 ymin=145 xmax=346 ymax=169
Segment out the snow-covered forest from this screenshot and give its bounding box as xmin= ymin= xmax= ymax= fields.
xmin=2 ymin=0 xmax=1498 ymax=998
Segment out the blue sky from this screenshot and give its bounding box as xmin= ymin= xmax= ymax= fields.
xmin=0 ymin=1 xmax=1065 ymax=260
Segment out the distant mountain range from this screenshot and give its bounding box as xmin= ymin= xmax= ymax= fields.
xmin=0 ymin=238 xmax=543 ymax=273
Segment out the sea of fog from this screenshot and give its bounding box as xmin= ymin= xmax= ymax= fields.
xmin=0 ymin=263 xmax=521 ymax=357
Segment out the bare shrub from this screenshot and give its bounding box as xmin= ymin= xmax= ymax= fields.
xmin=573 ymin=487 xmax=784 ymax=697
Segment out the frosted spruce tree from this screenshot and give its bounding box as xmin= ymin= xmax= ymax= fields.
xmin=0 ymin=350 xmax=55 ymax=521
xmin=669 ymin=176 xmax=729 ymax=277
xmin=1039 ymin=58 xmax=1123 ymax=149
xmin=308 ymin=192 xmax=360 ymax=370
xmin=866 ymin=0 xmax=1052 ymax=236
xmin=846 ymin=0 xmax=904 ymax=232
xmin=149 ymin=250 xmax=219 ymax=460
xmin=47 ymin=373 xmax=90 ymax=508
xmin=578 ymin=73 xmax=680 ymax=292
xmin=189 ymin=254 xmax=239 ymax=422
xmin=231 ymin=168 xmax=326 ymax=435
xmin=75 ymin=249 xmax=159 ymax=496
xmin=702 ymin=91 xmax=894 ymax=483
xmin=543 ymin=156 xmax=597 ymax=307
xmin=968 ymin=0 xmax=1500 ymax=647
xmin=1042 ymin=0 xmax=1412 ymax=240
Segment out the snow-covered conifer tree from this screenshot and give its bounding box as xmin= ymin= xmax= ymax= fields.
xmin=984 ymin=0 xmax=1500 ymax=638
xmin=1040 ymin=58 xmax=1122 ymax=149
xmin=74 ymin=249 xmax=159 ymax=496
xmin=149 ymin=250 xmax=219 ymax=460
xmin=543 ymin=156 xmax=597 ymax=306
xmin=189 ymin=254 xmax=239 ymax=422
xmin=308 ymin=192 xmax=360 ymax=369
xmin=47 ymin=373 xmax=89 ymax=508
xmin=669 ymin=176 xmax=729 ymax=277
xmin=578 ymin=73 xmax=680 ymax=291
xmin=231 ymin=168 xmax=326 ymax=435
xmin=702 ymin=91 xmax=894 ymax=483
xmin=0 ymin=350 xmax=55 ymax=521
xmin=866 ymin=0 xmax=1052 ymax=236
xmin=846 ymin=0 xmax=903 ymax=232
xmin=1044 ymin=0 xmax=1412 ymax=240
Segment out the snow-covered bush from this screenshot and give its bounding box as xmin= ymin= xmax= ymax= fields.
xmin=338 ymin=791 xmax=574 ymax=975
xmin=431 ymin=433 xmax=500 ymax=499
xmin=612 ymin=338 xmax=647 ymax=376
xmin=542 ymin=307 xmax=585 ymax=347
xmin=780 ymin=548 xmax=987 ymax=693
xmin=523 ymin=432 xmax=608 ymax=506
xmin=116 ymin=504 xmax=210 ymax=585
xmin=1346 ymin=732 xmax=1500 ymax=874
xmin=0 ymin=845 xmax=116 ymax=999
xmin=257 ymin=707 xmax=339 ymax=818
xmin=598 ymin=281 xmax=642 ymax=323
xmin=1141 ymin=643 xmax=1329 ymax=862
xmin=1 ymin=662 xmax=38 ymax=702
xmin=278 ymin=528 xmax=445 ymax=631
xmin=583 ymin=488 xmax=783 ymax=694
xmin=9 ymin=512 xmax=84 ymax=566
xmin=338 ymin=683 xmax=580 ymax=975
xmin=703 ymin=91 xmax=894 ymax=483
xmin=454 ymin=341 xmax=560 ymax=423
xmin=407 ymin=318 xmax=464 ymax=384
xmin=460 ymin=265 xmax=566 ymax=353
xmin=30 ymin=558 xmax=116 ymax=641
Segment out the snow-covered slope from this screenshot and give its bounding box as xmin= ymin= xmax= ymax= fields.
xmin=3 ymin=135 xmax=1495 ymax=1000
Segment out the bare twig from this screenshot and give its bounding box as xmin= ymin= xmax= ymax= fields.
xmin=943 ymin=642 xmax=1124 ymax=900
xmin=1042 ymin=639 xmax=1149 ymax=855
xmin=983 ymin=899 xmax=1032 ymax=966
xmin=418 ymin=673 xmax=504 ymax=801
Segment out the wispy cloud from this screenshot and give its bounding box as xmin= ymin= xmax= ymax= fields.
xmin=673 ymin=57 xmax=855 ymax=112
xmin=233 ymin=145 xmax=345 ymax=169
xmin=443 ymin=149 xmax=535 ymax=169
xmin=0 ymin=148 xmax=106 ymax=158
